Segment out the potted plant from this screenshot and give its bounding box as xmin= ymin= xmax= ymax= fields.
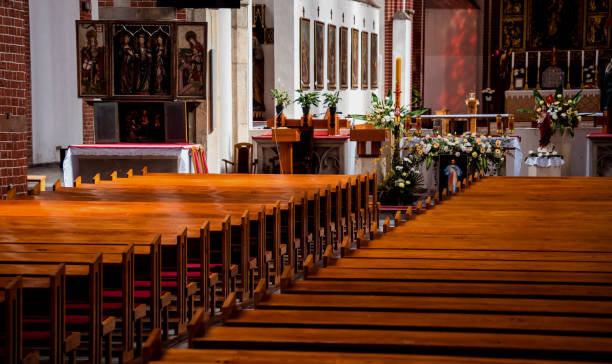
xmin=294 ymin=90 xmax=320 ymax=123
xmin=270 ymin=89 xmax=290 ymax=116
xmin=323 ymin=91 xmax=342 ymax=127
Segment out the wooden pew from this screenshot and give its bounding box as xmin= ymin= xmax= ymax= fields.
xmin=0 ymin=243 xmax=138 ymax=363
xmin=0 ymin=264 xmax=71 ymax=364
xmin=0 ymin=252 xmax=104 ymax=364
xmin=0 ymin=276 xmax=22 ymax=364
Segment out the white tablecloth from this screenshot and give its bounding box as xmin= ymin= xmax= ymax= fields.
xmin=63 ymin=144 xmax=198 ymax=187
xmin=525 ymin=156 xmax=565 ymax=167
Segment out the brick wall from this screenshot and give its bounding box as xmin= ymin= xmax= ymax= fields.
xmin=0 ymin=125 xmax=28 ymax=199
xmin=383 ymin=0 xmax=423 ymax=102
xmin=0 ymin=0 xmax=30 ymax=198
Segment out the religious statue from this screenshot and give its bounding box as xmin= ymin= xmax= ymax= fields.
xmin=119 ymin=33 xmax=135 ymax=94
xmin=133 ymin=33 xmax=152 ymax=93
xmin=444 ymin=159 xmax=463 ymax=194
xmin=80 ymin=29 xmax=104 ymax=94
xmin=252 ymin=35 xmax=265 ymax=113
xmin=153 ymin=35 xmax=167 ymax=94
xmin=542 ymin=48 xmax=565 ymax=89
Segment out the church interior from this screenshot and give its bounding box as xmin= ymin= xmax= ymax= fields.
xmin=1 ymin=0 xmax=612 ymax=363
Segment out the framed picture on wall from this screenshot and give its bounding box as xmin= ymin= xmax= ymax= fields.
xmin=370 ymin=33 xmax=378 ymax=89
xmin=76 ymin=21 xmax=109 ymax=97
xmin=339 ymin=26 xmax=348 ymax=89
xmin=176 ymin=22 xmax=207 ymax=99
xmin=361 ymin=31 xmax=368 ymax=89
xmin=351 ymin=28 xmax=359 ymax=89
xmin=314 ymin=21 xmax=325 ymax=90
xmin=327 ymin=24 xmax=337 ymax=90
xmin=111 ymin=22 xmax=174 ymax=99
xmin=300 ymin=18 xmax=311 ymax=90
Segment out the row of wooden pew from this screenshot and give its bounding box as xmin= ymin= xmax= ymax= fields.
xmin=0 ymin=170 xmax=380 ymax=364
xmin=143 ymin=175 xmax=612 ymax=363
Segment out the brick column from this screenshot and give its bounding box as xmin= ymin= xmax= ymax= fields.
xmin=0 ymin=0 xmax=30 ymax=198
xmin=0 ymin=116 xmax=28 ymax=199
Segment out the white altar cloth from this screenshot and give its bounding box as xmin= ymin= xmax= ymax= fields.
xmin=63 ymin=143 xmax=199 ymax=187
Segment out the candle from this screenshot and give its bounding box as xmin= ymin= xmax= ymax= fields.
xmin=567 ymin=50 xmax=570 ymax=67
xmin=416 ymin=115 xmax=422 ymax=135
xmin=508 ymin=115 xmax=515 ymax=134
xmin=596 ymin=49 xmax=599 ymax=67
xmin=581 ymin=50 xmax=584 ymax=67
xmin=496 ymin=115 xmax=502 ymax=134
xmin=537 ymin=52 xmax=541 ymax=68
xmin=525 ymin=51 xmax=528 ymax=68
xmin=396 ymin=57 xmax=401 ymax=83
xmin=511 ymin=52 xmax=515 ymax=68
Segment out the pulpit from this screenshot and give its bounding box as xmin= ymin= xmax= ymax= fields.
xmin=270 ymin=128 xmax=301 ymax=174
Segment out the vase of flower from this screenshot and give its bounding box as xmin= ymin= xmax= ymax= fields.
xmin=271 ymin=89 xmax=291 ymax=127
xmin=295 ymin=90 xmax=320 ymax=126
xmin=519 ymin=85 xmax=582 ymax=176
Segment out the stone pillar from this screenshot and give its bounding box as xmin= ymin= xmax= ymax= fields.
xmin=217 ymin=9 xmax=234 ymax=168
xmin=232 ymin=0 xmax=252 ymax=143
xmin=392 ymin=11 xmax=412 ymax=108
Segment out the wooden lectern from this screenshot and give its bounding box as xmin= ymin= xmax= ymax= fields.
xmin=271 ymin=128 xmax=300 ymax=174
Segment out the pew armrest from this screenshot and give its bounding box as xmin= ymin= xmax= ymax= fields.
xmin=142 ymin=328 xmax=162 ymax=364
xmin=187 ymin=308 xmax=208 ymax=347
xmin=101 ymin=316 xmax=116 ymax=336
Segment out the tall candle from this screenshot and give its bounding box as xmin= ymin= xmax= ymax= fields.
xmin=581 ymin=50 xmax=584 ymax=67
xmin=396 ymin=57 xmax=401 ymax=83
xmin=567 ymin=50 xmax=570 ymax=67
xmin=537 ymin=52 xmax=541 ymax=68
xmin=525 ymin=51 xmax=528 ymax=68
xmin=511 ymin=52 xmax=515 ymax=68
xmin=596 ymin=49 xmax=599 ymax=67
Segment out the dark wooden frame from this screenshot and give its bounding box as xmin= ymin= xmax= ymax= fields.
xmin=300 ymin=18 xmax=311 ymax=90
xmin=361 ymin=31 xmax=368 ymax=89
xmin=351 ymin=28 xmax=359 ymax=90
xmin=339 ymin=27 xmax=348 ymax=90
xmin=314 ymin=21 xmax=325 ymax=90
xmin=110 ymin=21 xmax=175 ymax=100
xmin=327 ymin=24 xmax=337 ymax=90
xmin=370 ymin=33 xmax=378 ymax=89
xmin=76 ymin=20 xmax=110 ymax=98
xmin=175 ymin=22 xmax=208 ymax=99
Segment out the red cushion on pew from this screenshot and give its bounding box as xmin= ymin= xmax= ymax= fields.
xmin=210 ymin=264 xmax=223 ymax=269
xmin=67 ymin=302 xmax=128 ymax=310
xmin=25 ymin=315 xmax=111 ymax=325
xmin=104 ymin=290 xmax=152 ymax=299
xmin=23 ymin=331 xmax=76 ymax=341
xmin=134 ymin=280 xmax=178 ymax=288
xmin=161 ymin=271 xmax=177 ymax=278
xmin=187 ymin=263 xmax=200 ymax=269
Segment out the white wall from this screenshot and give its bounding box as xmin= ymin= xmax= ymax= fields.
xmin=423 ymin=8 xmax=481 ymax=114
xmin=30 ymin=0 xmax=83 ymax=164
xmin=273 ymin=0 xmax=380 ymax=120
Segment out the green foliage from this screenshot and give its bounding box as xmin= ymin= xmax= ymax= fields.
xmin=294 ymin=90 xmax=320 ymax=109
xmin=323 ymin=91 xmax=342 ymax=108
xmin=270 ymin=89 xmax=291 ymax=108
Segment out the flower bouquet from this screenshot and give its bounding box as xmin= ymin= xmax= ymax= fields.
xmin=404 ymin=133 xmax=505 ymax=174
xmin=519 ymin=85 xmax=582 ymax=149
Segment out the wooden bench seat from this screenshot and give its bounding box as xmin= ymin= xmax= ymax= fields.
xmin=0 ymin=276 xmax=22 ymax=364
xmin=150 ymin=348 xmax=593 ymax=364
xmin=192 ymin=326 xmax=612 ymax=361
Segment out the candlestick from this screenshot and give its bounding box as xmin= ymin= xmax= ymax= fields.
xmin=510 ymin=52 xmax=515 ymax=90
xmin=525 ymin=52 xmax=529 ymax=89
xmin=581 ymin=50 xmax=584 ymax=67
xmin=496 ymin=114 xmax=502 ymax=135
xmin=508 ymin=114 xmax=515 ymax=134
xmin=536 ymin=52 xmax=541 ymax=89
xmin=396 ymin=57 xmax=401 ymax=83
xmin=511 ymin=52 xmax=515 ymax=68
xmin=567 ymin=51 xmax=571 ymax=89
xmin=596 ymin=49 xmax=599 ymax=67
xmin=416 ymin=114 xmax=422 ymax=136
xmin=537 ymin=51 xmax=541 ymax=68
